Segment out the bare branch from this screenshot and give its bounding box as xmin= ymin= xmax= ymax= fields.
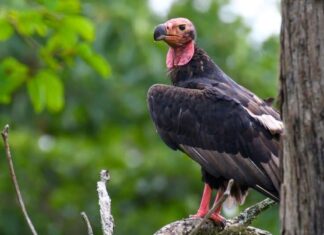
xmin=155 ymin=193 xmax=276 ymax=235
xmin=97 ymin=169 xmax=114 ymax=235
xmin=154 ymin=217 xmax=271 ymax=235
xmin=81 ymin=211 xmax=94 ymax=235
xmin=230 ymin=198 xmax=276 ymax=226
xmin=1 ymin=124 xmax=38 ymax=235
xmin=189 ymin=179 xmax=234 ymax=235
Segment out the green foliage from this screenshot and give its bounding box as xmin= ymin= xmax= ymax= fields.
xmin=0 ymin=0 xmax=280 ymax=235
xmin=27 ymin=69 xmax=64 ymax=112
xmin=0 ymin=0 xmax=111 ymax=112
xmin=77 ymin=43 xmax=111 ymax=78
xmin=0 ymin=18 xmax=14 ymax=40
xmin=0 ymin=57 xmax=28 ymax=103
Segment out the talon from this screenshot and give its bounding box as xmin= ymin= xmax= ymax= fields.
xmin=210 ymin=213 xmax=226 ymax=227
xmin=190 ymin=211 xmax=226 ymax=227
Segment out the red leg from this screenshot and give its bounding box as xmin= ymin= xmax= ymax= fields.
xmin=191 ymin=184 xmax=212 ymax=217
xmin=210 ymin=190 xmax=226 ymax=224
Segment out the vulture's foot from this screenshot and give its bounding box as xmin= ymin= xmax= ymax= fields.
xmin=210 ymin=213 xmax=226 ymax=227
xmin=191 ymin=211 xmax=226 ymax=227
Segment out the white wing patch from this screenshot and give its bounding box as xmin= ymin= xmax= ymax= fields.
xmin=244 ymin=107 xmax=284 ymax=134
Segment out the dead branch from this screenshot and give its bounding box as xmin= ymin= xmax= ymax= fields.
xmin=97 ymin=169 xmax=114 ymax=235
xmin=1 ymin=124 xmax=38 ymax=235
xmin=230 ymin=198 xmax=276 ymax=226
xmin=81 ymin=211 xmax=94 ymax=235
xmin=154 ymin=197 xmax=275 ymax=235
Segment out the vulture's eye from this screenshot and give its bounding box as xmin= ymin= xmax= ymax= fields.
xmin=179 ymin=25 xmax=186 ymax=31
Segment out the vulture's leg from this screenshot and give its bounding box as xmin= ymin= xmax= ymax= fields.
xmin=191 ymin=183 xmax=212 ymax=217
xmin=210 ymin=190 xmax=226 ymax=224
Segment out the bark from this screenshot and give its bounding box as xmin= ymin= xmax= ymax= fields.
xmin=280 ymin=1 xmax=324 ymax=235
xmin=154 ymin=199 xmax=275 ymax=235
xmin=154 ymin=218 xmax=271 ymax=235
xmin=97 ymin=170 xmax=114 ymax=235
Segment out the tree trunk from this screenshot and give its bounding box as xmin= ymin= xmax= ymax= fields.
xmin=280 ymin=0 xmax=324 ymax=235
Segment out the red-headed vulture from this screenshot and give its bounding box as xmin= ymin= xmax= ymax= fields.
xmin=148 ymin=18 xmax=282 ymax=224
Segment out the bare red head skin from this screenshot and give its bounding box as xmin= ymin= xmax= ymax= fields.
xmin=153 ymin=18 xmax=196 ymax=69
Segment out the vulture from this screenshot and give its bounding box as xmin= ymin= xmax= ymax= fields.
xmin=147 ymin=18 xmax=282 ymax=223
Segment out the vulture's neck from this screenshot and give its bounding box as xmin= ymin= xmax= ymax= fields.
xmin=168 ymin=44 xmax=231 ymax=86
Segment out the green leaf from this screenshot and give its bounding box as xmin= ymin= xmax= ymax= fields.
xmin=27 ymin=70 xmax=64 ymax=112
xmin=0 ymin=57 xmax=28 ymax=103
xmin=46 ymin=30 xmax=78 ymax=51
xmin=15 ymin=10 xmax=48 ymax=36
xmin=76 ymin=42 xmax=92 ymax=58
xmin=27 ymin=75 xmax=46 ymax=113
xmin=0 ymin=18 xmax=14 ymax=41
xmin=41 ymin=30 xmax=79 ymax=69
xmin=64 ymin=16 xmax=94 ymax=42
xmin=57 ymin=0 xmax=81 ymax=13
xmin=42 ymin=70 xmax=64 ymax=112
xmin=88 ymin=54 xmax=111 ymax=78
xmin=77 ymin=43 xmax=111 ymax=78
xmin=77 ymin=18 xmax=94 ymax=42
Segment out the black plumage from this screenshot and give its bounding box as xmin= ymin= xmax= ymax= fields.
xmin=148 ymin=19 xmax=282 ymax=204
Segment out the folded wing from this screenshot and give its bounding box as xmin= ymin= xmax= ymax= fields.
xmin=147 ymin=84 xmax=280 ymax=200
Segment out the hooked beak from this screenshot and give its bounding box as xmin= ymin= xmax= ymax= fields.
xmin=153 ymin=24 xmax=167 ymax=41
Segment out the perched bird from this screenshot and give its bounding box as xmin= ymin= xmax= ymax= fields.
xmin=148 ymin=18 xmax=282 ymax=224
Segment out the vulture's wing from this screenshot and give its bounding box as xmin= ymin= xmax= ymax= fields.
xmin=232 ymin=84 xmax=283 ymax=135
xmin=147 ymin=84 xmax=280 ymax=201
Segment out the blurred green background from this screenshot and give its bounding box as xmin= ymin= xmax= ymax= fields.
xmin=0 ymin=0 xmax=280 ymax=234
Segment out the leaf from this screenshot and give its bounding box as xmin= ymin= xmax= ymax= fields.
xmin=77 ymin=42 xmax=92 ymax=58
xmin=15 ymin=10 xmax=48 ymax=36
xmin=57 ymin=0 xmax=81 ymax=13
xmin=0 ymin=18 xmax=14 ymax=41
xmin=40 ymin=30 xmax=79 ymax=69
xmin=64 ymin=16 xmax=94 ymax=42
xmin=88 ymin=54 xmax=111 ymax=78
xmin=0 ymin=57 xmax=28 ymax=103
xmin=46 ymin=30 xmax=78 ymax=51
xmin=77 ymin=43 xmax=111 ymax=78
xmin=27 ymin=75 xmax=46 ymax=113
xmin=42 ymin=70 xmax=64 ymax=112
xmin=27 ymin=70 xmax=64 ymax=112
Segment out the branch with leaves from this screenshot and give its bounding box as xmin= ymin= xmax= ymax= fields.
xmin=0 ymin=0 xmax=111 ymax=112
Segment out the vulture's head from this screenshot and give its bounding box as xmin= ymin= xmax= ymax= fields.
xmin=153 ymin=18 xmax=196 ymax=48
